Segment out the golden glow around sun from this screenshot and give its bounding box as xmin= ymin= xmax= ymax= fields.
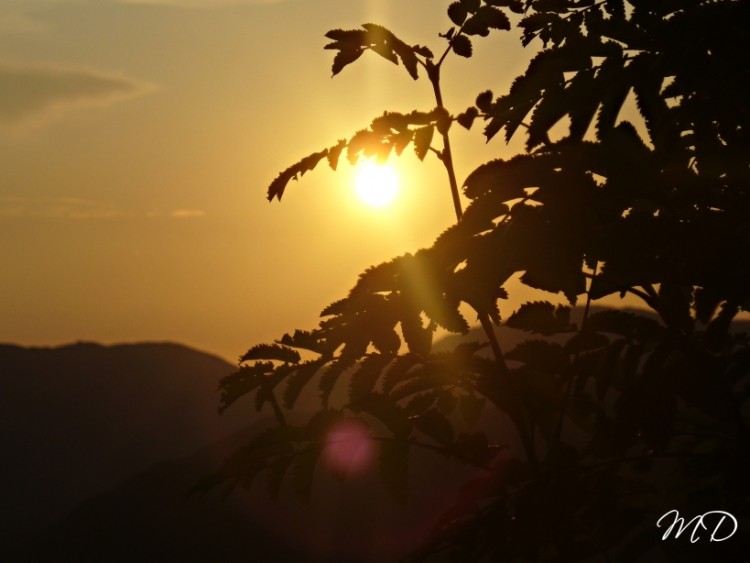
xmin=354 ymin=160 xmax=399 ymax=208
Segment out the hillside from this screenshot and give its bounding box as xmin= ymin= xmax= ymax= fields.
xmin=0 ymin=341 xmax=248 ymax=542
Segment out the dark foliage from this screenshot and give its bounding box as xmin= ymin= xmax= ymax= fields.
xmin=210 ymin=1 xmax=750 ymax=561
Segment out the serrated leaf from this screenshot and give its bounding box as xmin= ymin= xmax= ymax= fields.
xmin=326 ymin=139 xmax=347 ymax=170
xmin=506 ymin=339 xmax=568 ymax=373
xmin=267 ymin=148 xmax=329 ymax=201
xmin=506 ymin=301 xmax=575 ymax=335
xmin=382 ymin=353 xmax=423 ymax=394
xmin=437 ymin=389 xmax=458 ymax=415
xmin=463 ymin=14 xmax=490 ymax=37
xmin=319 ymin=357 xmax=357 ymax=408
xmin=452 ymin=431 xmax=497 ymax=466
xmin=354 ymin=392 xmax=412 ymax=437
xmin=240 ymin=343 xmax=300 ymax=364
xmin=459 ymin=392 xmax=486 ymax=428
xmin=476 ymin=5 xmax=511 ymax=30
xmin=413 ymin=125 xmax=434 ymax=160
xmin=451 ymin=35 xmax=473 ymax=58
xmin=331 ymin=47 xmax=364 ymax=76
xmin=403 ymin=392 xmax=437 ymax=416
xmin=413 ymin=408 xmax=455 ymax=445
xmin=379 ymin=439 xmax=410 ymax=503
xmin=283 ymin=359 xmax=325 ymax=409
xmin=349 ymin=353 xmax=392 ymax=403
xmin=564 ymin=331 xmax=610 ymax=353
xmin=324 ymin=28 xmax=367 ymax=42
xmin=413 ymin=45 xmax=434 ymax=58
xmin=460 ymin=0 xmax=480 ymax=13
xmin=393 ymin=41 xmax=419 ymax=80
xmin=476 ymin=90 xmax=494 ymax=112
xmin=291 ymin=447 xmax=321 ymax=503
xmin=401 ymin=309 xmax=432 ymax=356
xmin=266 ymin=455 xmax=295 ymax=501
xmin=320 ymin=297 xmax=348 ymax=317
xmin=586 ymin=310 xmax=662 ymax=343
xmin=448 ymin=2 xmax=468 ymax=26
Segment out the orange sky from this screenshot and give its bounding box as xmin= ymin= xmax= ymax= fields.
xmin=0 ymin=0 xmax=622 ymax=361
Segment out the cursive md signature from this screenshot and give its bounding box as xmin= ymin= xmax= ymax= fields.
xmin=657 ymin=509 xmax=738 ymax=543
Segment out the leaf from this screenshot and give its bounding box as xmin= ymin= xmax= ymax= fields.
xmin=331 ymin=47 xmax=364 ymax=76
xmin=506 ymin=301 xmax=575 ymax=335
xmin=413 ymin=125 xmax=434 ymax=160
xmin=283 ymin=359 xmax=325 ymax=409
xmin=393 ymin=41 xmax=420 ymax=80
xmin=459 ymin=392 xmax=486 ymax=428
xmin=448 ymin=2 xmax=468 ymax=26
xmin=382 ymin=353 xmax=423 ymax=394
xmin=476 ymin=6 xmax=511 ymax=31
xmin=291 ymin=447 xmax=321 ymax=503
xmin=413 ymin=45 xmax=434 ymax=58
xmin=437 ymin=390 xmax=458 ymax=415
xmin=403 ymin=392 xmax=437 ymax=416
xmin=266 ymin=455 xmax=295 ymax=501
xmin=452 ymin=431 xmax=497 ymax=466
xmin=401 ymin=309 xmax=432 ymax=356
xmin=240 ymin=343 xmax=300 ymax=364
xmin=326 ymin=139 xmax=347 ymax=170
xmin=463 ymin=14 xmax=490 ymax=37
xmin=451 ymin=35 xmax=473 ymax=58
xmin=564 ymin=331 xmax=610 ymax=354
xmin=267 ymin=149 xmax=329 ymax=201
xmin=457 ymin=106 xmax=479 ymax=130
xmin=476 ymin=90 xmax=494 ymax=112
xmin=413 ymin=408 xmax=455 ymax=445
xmin=318 ymin=357 xmax=356 ymax=407
xmin=349 ymin=353 xmax=392 ymax=403
xmin=585 ymin=310 xmax=662 ymax=343
xmin=460 ymin=0 xmax=480 ymax=13
xmin=565 ymin=69 xmax=599 ymax=141
xmin=506 ymin=339 xmax=568 ymax=373
xmin=354 ymin=392 xmax=412 ymax=437
xmin=379 ymin=439 xmax=410 ymax=503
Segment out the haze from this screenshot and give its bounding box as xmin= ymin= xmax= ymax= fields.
xmin=0 ymin=0 xmax=549 ymax=362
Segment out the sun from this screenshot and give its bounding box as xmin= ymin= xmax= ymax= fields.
xmin=354 ymin=160 xmax=399 ymax=208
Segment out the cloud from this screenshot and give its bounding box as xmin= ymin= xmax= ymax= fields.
xmin=170 ymin=209 xmax=206 ymax=219
xmin=117 ymin=0 xmax=282 ymax=7
xmin=0 ymin=196 xmax=129 ymax=219
xmin=0 ymin=63 xmax=153 ymax=130
xmin=0 ymin=8 xmax=48 ymax=34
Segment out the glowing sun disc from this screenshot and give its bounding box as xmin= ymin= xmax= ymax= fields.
xmin=354 ymin=161 xmax=399 ymax=208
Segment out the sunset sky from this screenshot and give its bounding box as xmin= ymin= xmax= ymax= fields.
xmin=0 ymin=0 xmax=567 ymax=362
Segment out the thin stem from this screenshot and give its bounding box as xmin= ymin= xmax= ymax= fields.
xmin=550 ymin=261 xmax=599 ymax=458
xmin=263 ymin=384 xmax=287 ymax=426
xmin=426 ymin=55 xmax=536 ymax=465
xmin=426 ymin=60 xmax=463 ymax=219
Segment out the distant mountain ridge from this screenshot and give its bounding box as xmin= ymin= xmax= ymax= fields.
xmin=0 ymin=340 xmax=475 ymax=562
xmin=0 ymin=341 xmax=248 ymax=542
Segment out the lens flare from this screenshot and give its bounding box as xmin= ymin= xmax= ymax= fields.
xmin=324 ymin=419 xmax=374 ymax=476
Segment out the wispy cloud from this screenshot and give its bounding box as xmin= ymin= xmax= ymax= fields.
xmin=117 ymin=0 xmax=282 ymax=7
xmin=0 ymin=196 xmax=129 ymax=219
xmin=0 ymin=63 xmax=154 ymax=131
xmin=0 ymin=198 xmax=208 ymax=220
xmin=0 ymin=7 xmax=48 ymax=34
xmin=170 ymin=209 xmax=207 ymax=219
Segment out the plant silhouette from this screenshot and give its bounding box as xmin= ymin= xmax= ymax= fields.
xmin=204 ymin=1 xmax=750 ymax=560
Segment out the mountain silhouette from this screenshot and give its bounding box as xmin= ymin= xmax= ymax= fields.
xmin=0 ymin=341 xmax=476 ymax=562
xmin=0 ymin=342 xmax=250 ymax=543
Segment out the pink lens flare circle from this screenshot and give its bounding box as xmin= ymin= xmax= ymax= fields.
xmin=323 ymin=419 xmax=374 ymax=475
